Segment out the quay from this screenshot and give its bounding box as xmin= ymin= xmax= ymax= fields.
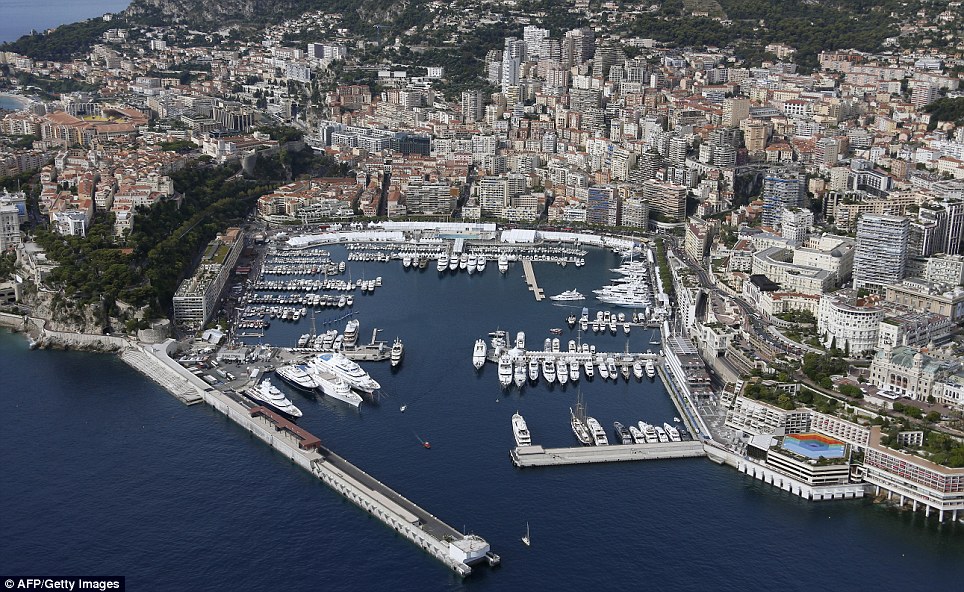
xmin=124 ymin=340 xmax=497 ymax=576
xmin=510 ymin=441 xmax=706 ymax=467
xmin=521 ymin=259 xmax=545 ymax=301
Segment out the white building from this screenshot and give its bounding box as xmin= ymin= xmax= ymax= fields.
xmin=817 ymin=290 xmax=884 ymax=355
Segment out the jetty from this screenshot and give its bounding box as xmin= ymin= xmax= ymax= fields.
xmin=510 ymin=441 xmax=706 ymax=467
xmin=521 ymin=259 xmax=545 ymax=301
xmin=126 ymin=340 xmax=497 ymax=576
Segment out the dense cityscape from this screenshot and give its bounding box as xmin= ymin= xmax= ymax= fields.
xmin=1 ymin=0 xmax=963 ymax=587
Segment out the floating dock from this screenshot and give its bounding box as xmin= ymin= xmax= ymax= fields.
xmin=521 ymin=259 xmax=545 ymax=301
xmin=510 ymin=441 xmax=706 ymax=467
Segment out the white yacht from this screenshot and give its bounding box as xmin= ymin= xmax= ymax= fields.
xmin=632 ymin=361 xmax=644 ymax=381
xmin=584 ymin=360 xmax=594 ymax=380
xmin=477 ymin=256 xmax=486 ymax=272
xmin=606 ymin=357 xmax=618 ymax=380
xmin=246 ymin=379 xmax=303 ymax=418
xmin=586 ymin=417 xmax=609 ymax=446
xmin=639 ymin=421 xmax=658 ymax=443
xmin=528 ymin=358 xmax=540 ymax=382
xmin=654 ymin=425 xmax=670 ymax=443
xmin=629 ymin=425 xmax=646 ymax=444
xmin=402 ymin=254 xmax=412 ymax=268
xmin=458 ymin=252 xmax=469 ymax=271
xmin=437 ymin=254 xmax=449 ymax=272
xmin=472 ymin=339 xmax=487 ymax=370
xmin=556 ymin=358 xmax=568 ymax=385
xmin=568 ymin=359 xmax=580 ymax=382
xmin=498 ymin=354 xmax=513 ymax=388
xmin=275 ymin=364 xmax=322 ymax=392
xmin=314 ymin=371 xmax=363 ymax=407
xmin=645 ymin=359 xmax=656 ymax=379
xmin=449 ymin=254 xmax=459 ymax=271
xmin=498 ymin=253 xmax=509 ymax=274
xmin=513 ymin=361 xmax=527 ymax=388
xmin=313 ymin=352 xmax=381 ymax=393
xmin=515 ymin=331 xmax=526 ymax=350
xmin=390 ymin=338 xmax=404 ymax=367
xmin=512 ymin=412 xmax=532 ymax=447
xmin=598 ymin=359 xmax=610 ymax=380
xmin=343 ymin=319 xmax=359 ymax=348
xmin=549 ymin=289 xmax=585 ymax=301
xmin=542 ymin=358 xmax=556 ymax=383
xmin=664 ymin=423 xmax=682 ymax=442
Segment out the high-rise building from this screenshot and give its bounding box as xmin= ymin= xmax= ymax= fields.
xmin=642 ymin=179 xmax=687 ymax=222
xmin=762 ymin=171 xmax=806 ymax=228
xmin=562 ymin=27 xmax=595 ymax=68
xmin=587 ymin=185 xmax=619 ymax=226
xmin=911 ymin=84 xmax=939 ymax=109
xmin=815 ymin=137 xmax=840 ymax=167
xmin=852 ymin=214 xmax=909 ymax=290
xmin=781 ymin=207 xmax=814 ymax=245
xmin=741 ymin=119 xmax=769 ymax=152
xmin=460 ymin=90 xmax=485 ymax=122
xmin=722 ymin=97 xmax=750 ymax=128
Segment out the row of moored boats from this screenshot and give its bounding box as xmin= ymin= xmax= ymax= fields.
xmin=512 ymin=412 xmax=688 ymax=448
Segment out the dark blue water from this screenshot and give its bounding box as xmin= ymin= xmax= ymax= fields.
xmin=2 ymin=245 xmax=962 ymax=591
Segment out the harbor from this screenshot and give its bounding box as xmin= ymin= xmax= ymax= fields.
xmin=510 ymin=441 xmax=706 ymax=467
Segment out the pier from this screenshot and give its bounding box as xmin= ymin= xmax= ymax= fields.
xmin=510 ymin=441 xmax=706 ymax=467
xmin=521 ymin=260 xmax=545 ymax=301
xmin=127 ymin=341 xmax=496 ymax=576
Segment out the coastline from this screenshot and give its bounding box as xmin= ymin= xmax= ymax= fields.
xmin=0 ymin=92 xmax=32 ymax=112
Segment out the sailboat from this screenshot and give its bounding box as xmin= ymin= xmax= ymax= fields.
xmin=521 ymin=522 xmax=530 ymax=546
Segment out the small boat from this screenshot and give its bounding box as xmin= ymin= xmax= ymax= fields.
xmin=522 ymin=522 xmax=531 ymax=547
xmin=513 ymin=361 xmax=527 ymax=388
xmin=674 ymin=416 xmax=682 ymax=423
xmin=556 ymin=358 xmax=569 ymax=385
xmin=473 ymin=339 xmax=487 ymax=370
xmin=645 ymin=359 xmax=656 ymax=379
xmin=568 ymin=359 xmax=580 ymax=383
xmin=542 ymin=358 xmax=556 ymax=384
xmin=567 ymin=314 xmax=577 ymax=328
xmin=584 ymin=361 xmax=594 ymax=380
xmin=528 ymin=358 xmax=540 ymax=382
xmin=498 ymin=354 xmax=513 ymax=388
xmin=416 ymin=433 xmax=431 ymax=449
xmin=549 ymin=328 xmax=563 ymax=335
xmin=633 ymin=361 xmax=644 ymax=381
xmin=477 ymin=257 xmax=486 ymax=272
xmin=437 ymin=254 xmax=449 ymax=272
xmin=400 ymin=404 xmax=407 ymax=412
xmin=498 ymin=253 xmax=509 ymax=274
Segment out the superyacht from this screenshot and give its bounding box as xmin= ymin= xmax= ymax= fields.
xmin=313 ymin=352 xmax=381 ymax=393
xmin=512 ymin=412 xmax=532 ymax=447
xmin=246 ymin=379 xmax=303 ymax=418
xmin=275 ymin=364 xmax=322 ymax=392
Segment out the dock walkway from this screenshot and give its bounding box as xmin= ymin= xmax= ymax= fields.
xmin=510 ymin=441 xmax=706 ymax=467
xmin=521 ymin=260 xmax=545 ymax=301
